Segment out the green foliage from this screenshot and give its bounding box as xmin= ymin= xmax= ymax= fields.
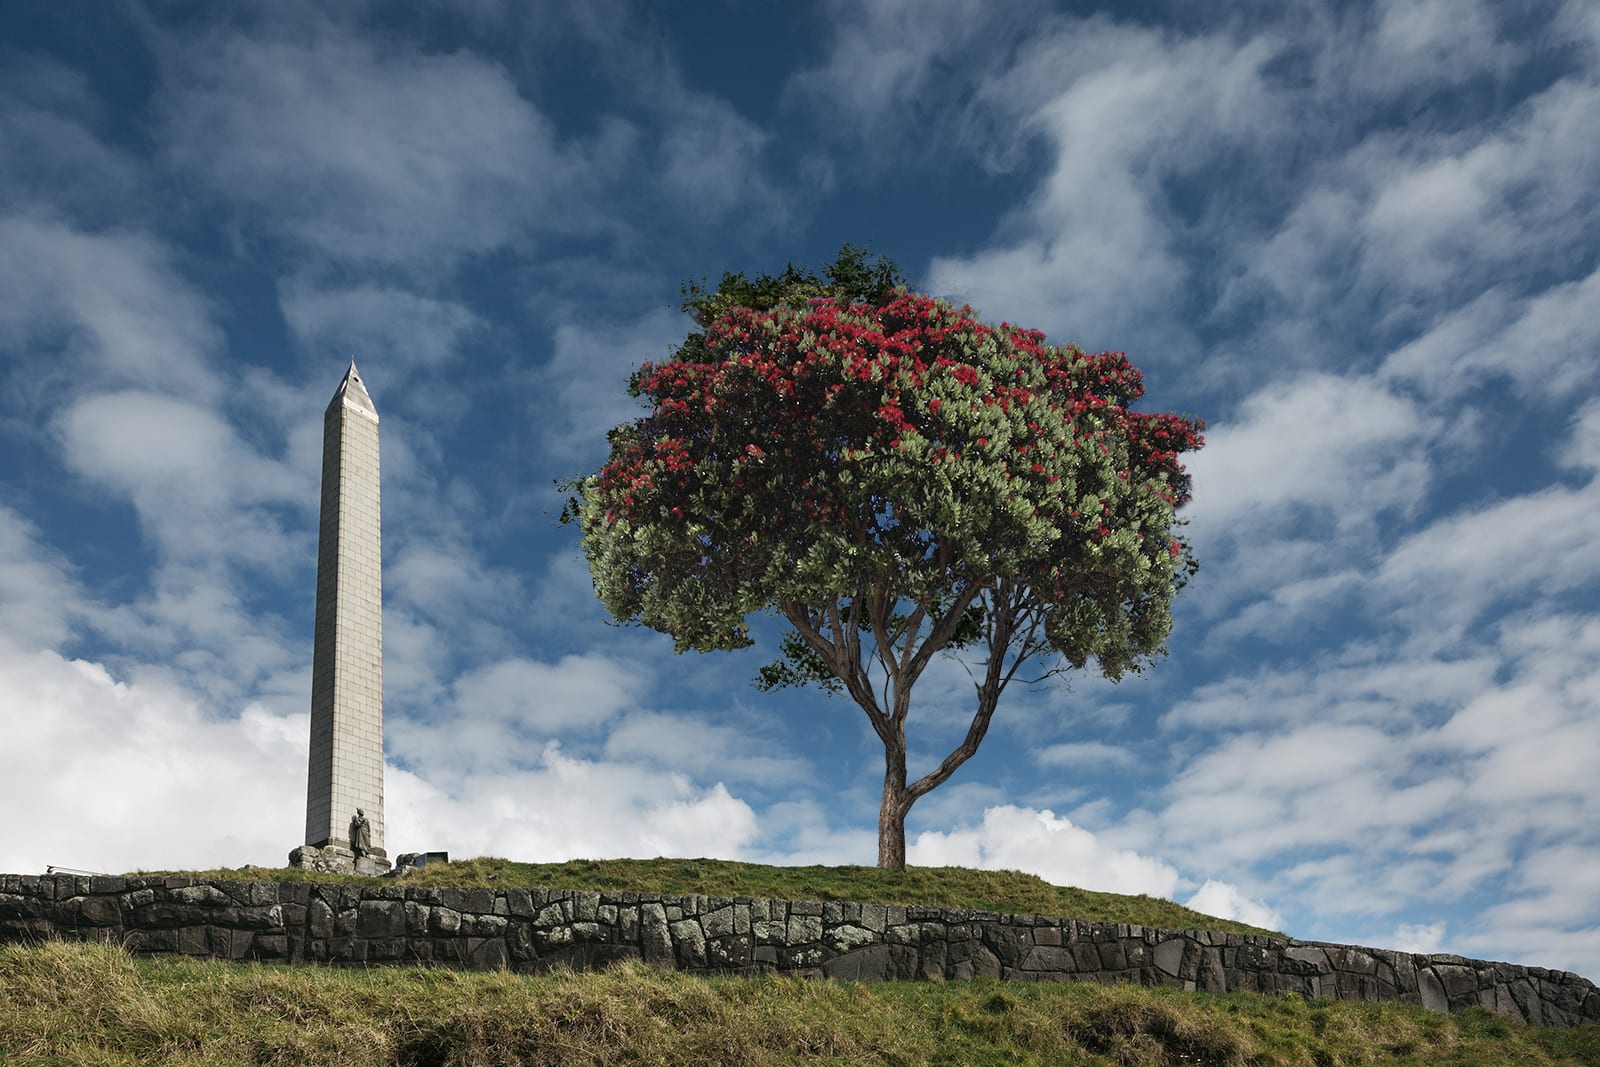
xmin=565 ymin=245 xmax=1204 ymax=865
xmin=574 ymin=267 xmax=1203 ymax=668
xmin=6 ymin=940 xmax=1597 ymax=1066
xmin=677 ymin=241 xmax=905 ymax=326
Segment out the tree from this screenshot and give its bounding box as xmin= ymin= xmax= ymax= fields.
xmin=565 ymin=247 xmax=1204 ymax=869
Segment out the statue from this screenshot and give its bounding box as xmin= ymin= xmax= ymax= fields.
xmin=350 ymin=809 xmax=371 ymax=857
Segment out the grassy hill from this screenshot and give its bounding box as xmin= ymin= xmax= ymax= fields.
xmin=3 ymin=858 xmax=1590 ymax=1065
xmin=138 ymin=856 xmax=1282 ymax=936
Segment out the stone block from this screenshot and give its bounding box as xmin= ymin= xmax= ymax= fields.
xmin=171 ymin=885 xmax=231 ymax=907
xmin=708 ymin=934 xmax=753 ymax=968
xmin=885 ymin=922 xmax=917 ymax=946
xmin=366 ymin=937 xmax=406 ymax=961
xmin=1019 ymin=945 xmax=1076 ymax=973
xmin=981 ymin=925 xmax=1029 ymax=968
xmin=1434 ymin=964 xmax=1481 ymax=1000
xmin=67 ymin=895 xmax=121 ymax=926
xmin=131 ymin=904 xmax=194 ymax=929
xmin=1418 ymin=968 xmax=1448 ymax=1012
xmin=787 ymin=914 xmax=822 ymax=945
xmin=356 ymin=900 xmax=404 ymax=939
xmin=1097 ymin=942 xmax=1127 ymax=970
xmin=177 ymin=926 xmax=209 ymax=955
xmin=823 ymin=944 xmax=891 ymax=981
xmin=1285 ymin=945 xmax=1329 ymax=973
xmin=251 ymin=934 xmax=290 ymax=961
xmin=640 ymin=903 xmax=672 ymax=966
xmin=1072 ymin=944 xmax=1102 ymax=972
xmin=951 ymin=942 xmax=1003 ymax=980
xmin=463 ymin=914 xmax=508 ymax=937
xmin=573 ymin=892 xmax=601 ymax=922
xmin=307 ymin=899 xmax=334 ymax=940
xmin=702 ymin=905 xmax=736 ymax=939
xmin=826 ymin=924 xmax=876 ymax=953
xmin=671 ymin=919 xmax=707 ymax=967
xmin=461 ymin=938 xmax=506 ymax=969
xmin=536 ymin=924 xmax=573 ymax=950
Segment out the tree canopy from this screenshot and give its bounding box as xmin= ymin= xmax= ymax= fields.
xmin=567 ymin=247 xmax=1204 ymax=868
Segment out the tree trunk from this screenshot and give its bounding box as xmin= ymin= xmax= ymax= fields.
xmin=878 ymin=730 xmax=910 ymax=869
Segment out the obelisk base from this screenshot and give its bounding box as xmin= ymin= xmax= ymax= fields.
xmin=288 ymin=844 xmax=392 ymax=877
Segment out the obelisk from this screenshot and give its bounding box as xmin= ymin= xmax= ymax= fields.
xmin=290 ymin=362 xmax=390 ymax=875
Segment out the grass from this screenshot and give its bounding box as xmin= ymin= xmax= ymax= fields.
xmin=134 ymin=856 xmax=1282 ymax=937
xmin=3 ymin=939 xmax=1598 ymax=1066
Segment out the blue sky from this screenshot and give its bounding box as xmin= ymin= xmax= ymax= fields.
xmin=2 ymin=0 xmax=1598 ymax=978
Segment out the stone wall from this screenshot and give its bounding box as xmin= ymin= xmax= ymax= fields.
xmin=2 ymin=874 xmax=1595 ymax=1028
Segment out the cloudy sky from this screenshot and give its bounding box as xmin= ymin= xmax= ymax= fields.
xmin=3 ymin=0 xmax=1598 ymax=978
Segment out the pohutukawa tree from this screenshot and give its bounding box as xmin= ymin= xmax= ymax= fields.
xmin=566 ymin=248 xmax=1203 ymax=870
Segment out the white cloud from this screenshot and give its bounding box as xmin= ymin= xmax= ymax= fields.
xmin=1185 ymin=880 xmax=1283 ymax=932
xmin=1238 ymin=75 xmax=1600 ymax=323
xmin=1368 ymin=0 xmax=1510 ymax=92
xmin=1391 ymin=920 xmax=1447 ymax=954
xmin=156 ymin=25 xmax=611 ymax=268
xmin=57 ymin=390 xmax=306 ymax=569
xmin=0 ymin=216 xmax=220 ymax=400
xmin=455 ymin=654 xmax=640 ymax=734
xmin=1035 ymin=740 xmax=1137 ymax=770
xmin=279 ymin=278 xmax=486 ymax=378
xmin=910 ymin=804 xmax=1180 ymax=898
xmin=1382 ymin=266 xmax=1600 ymax=406
xmin=1377 ymin=477 xmax=1600 ymax=632
xmin=783 ymin=0 xmax=1038 ymax=159
xmin=540 ymin=307 xmax=685 ymax=463
xmin=0 ymin=505 xmax=81 ymax=651
xmin=389 ymin=651 xmax=644 ymax=780
xmin=0 ymin=54 xmax=145 ymax=223
xmin=1185 ymin=373 xmax=1432 ymax=535
xmin=604 ymin=710 xmax=812 ymax=786
xmin=743 ymin=798 xmax=878 ymax=867
xmin=387 ymin=744 xmax=759 ymax=861
xmin=654 ymin=92 xmax=782 ymax=225
xmin=925 ymin=22 xmax=1278 ymax=352
xmin=0 ymin=640 xmax=305 ymax=874
xmin=1560 ymin=399 xmax=1600 ymax=472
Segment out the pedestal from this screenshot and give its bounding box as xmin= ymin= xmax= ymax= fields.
xmin=288 ymin=843 xmax=392 ymax=876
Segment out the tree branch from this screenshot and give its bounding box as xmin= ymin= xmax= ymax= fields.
xmin=783 ymin=599 xmax=888 ymax=742
xmin=905 ymin=580 xmax=1017 ymax=803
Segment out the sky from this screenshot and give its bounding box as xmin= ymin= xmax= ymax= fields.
xmin=2 ymin=0 xmax=1598 ymax=979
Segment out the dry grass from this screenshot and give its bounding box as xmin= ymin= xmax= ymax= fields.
xmin=3 ymin=940 xmax=1598 ymax=1066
